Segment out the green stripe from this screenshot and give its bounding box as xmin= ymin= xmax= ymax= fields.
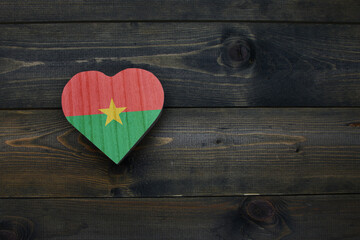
xmin=66 ymin=110 xmax=161 ymax=164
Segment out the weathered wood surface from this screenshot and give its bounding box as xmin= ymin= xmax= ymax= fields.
xmin=1 ymin=1 xmax=358 ymax=239
xmin=0 ymin=195 xmax=359 ymax=239
xmin=1 ymin=0 xmax=359 ymax=23
xmin=1 ymin=23 xmax=359 ymax=108
xmin=1 ymin=108 xmax=359 ymax=197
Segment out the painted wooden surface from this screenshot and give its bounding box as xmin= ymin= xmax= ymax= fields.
xmin=62 ymin=69 xmax=164 ymax=164
xmin=0 ymin=195 xmax=359 ymax=239
xmin=0 ymin=0 xmax=359 ymax=23
xmin=1 ymin=108 xmax=359 ymax=197
xmin=1 ymin=1 xmax=359 ymax=239
xmin=1 ymin=23 xmax=359 ymax=108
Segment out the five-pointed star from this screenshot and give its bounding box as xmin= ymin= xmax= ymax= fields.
xmin=99 ymin=98 xmax=126 ymax=126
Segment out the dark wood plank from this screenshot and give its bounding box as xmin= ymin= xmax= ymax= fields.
xmin=1 ymin=0 xmax=359 ymax=23
xmin=0 ymin=195 xmax=359 ymax=239
xmin=1 ymin=23 xmax=360 ymax=108
xmin=1 ymin=108 xmax=359 ymax=197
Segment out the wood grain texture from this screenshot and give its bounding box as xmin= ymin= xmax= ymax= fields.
xmin=0 ymin=0 xmax=359 ymax=23
xmin=0 ymin=195 xmax=359 ymax=239
xmin=1 ymin=23 xmax=360 ymax=108
xmin=1 ymin=108 xmax=359 ymax=197
xmin=1 ymin=2 xmax=358 ymax=237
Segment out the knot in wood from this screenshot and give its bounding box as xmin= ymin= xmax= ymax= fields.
xmin=246 ymin=199 xmax=275 ymax=222
xmin=0 ymin=216 xmax=34 ymax=240
xmin=221 ymin=38 xmax=253 ymax=68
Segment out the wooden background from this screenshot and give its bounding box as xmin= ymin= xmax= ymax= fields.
xmin=0 ymin=1 xmax=360 ymax=239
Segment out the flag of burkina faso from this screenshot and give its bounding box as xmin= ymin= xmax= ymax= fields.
xmin=61 ymin=69 xmax=164 ymax=164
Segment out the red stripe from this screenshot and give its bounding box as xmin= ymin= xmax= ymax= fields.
xmin=62 ymin=69 xmax=164 ymax=117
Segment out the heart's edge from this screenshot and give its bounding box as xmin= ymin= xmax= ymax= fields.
xmin=114 ymin=108 xmax=164 ymax=164
xmin=61 ymin=68 xmax=164 ymax=164
xmin=64 ymin=68 xmax=159 ymax=83
xmin=65 ymin=109 xmax=163 ymax=165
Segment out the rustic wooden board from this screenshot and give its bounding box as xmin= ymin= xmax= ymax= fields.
xmin=1 ymin=0 xmax=359 ymax=23
xmin=1 ymin=23 xmax=360 ymax=108
xmin=0 ymin=195 xmax=359 ymax=239
xmin=1 ymin=108 xmax=359 ymax=197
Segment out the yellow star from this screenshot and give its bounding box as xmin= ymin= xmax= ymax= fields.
xmin=99 ymin=98 xmax=126 ymax=126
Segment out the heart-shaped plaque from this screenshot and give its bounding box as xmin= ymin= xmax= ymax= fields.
xmin=61 ymin=69 xmax=164 ymax=164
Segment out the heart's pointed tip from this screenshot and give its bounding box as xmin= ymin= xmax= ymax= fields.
xmin=113 ymin=159 xmax=122 ymax=165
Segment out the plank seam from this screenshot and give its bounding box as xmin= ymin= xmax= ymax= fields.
xmin=0 ymin=20 xmax=360 ymax=25
xmin=1 ymin=193 xmax=360 ymax=200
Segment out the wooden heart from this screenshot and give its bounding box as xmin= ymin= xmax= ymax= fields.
xmin=61 ymin=68 xmax=164 ymax=164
